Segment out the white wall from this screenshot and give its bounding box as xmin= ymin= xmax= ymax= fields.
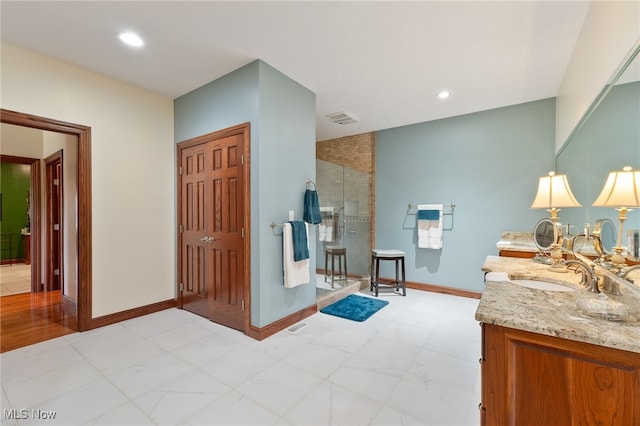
xmin=556 ymin=0 xmax=640 ymax=151
xmin=1 ymin=124 xmax=44 ymax=157
xmin=1 ymin=42 xmax=176 ymax=317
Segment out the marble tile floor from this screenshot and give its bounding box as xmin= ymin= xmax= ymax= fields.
xmin=1 ymin=264 xmax=31 ymax=297
xmin=1 ymin=288 xmax=481 ymax=426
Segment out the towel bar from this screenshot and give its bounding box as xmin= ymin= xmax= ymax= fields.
xmin=407 ymin=202 xmax=456 ymax=231
xmin=407 ymin=202 xmax=455 ymax=214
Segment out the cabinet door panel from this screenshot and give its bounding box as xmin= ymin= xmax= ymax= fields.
xmin=510 ymin=341 xmax=572 ymax=425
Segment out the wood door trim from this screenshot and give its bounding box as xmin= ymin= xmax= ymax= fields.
xmin=44 ymin=150 xmax=63 ymax=292
xmin=0 ymin=154 xmax=41 ymax=292
xmin=1 ymin=109 xmax=92 ymax=331
xmin=176 ymin=122 xmax=251 ymax=334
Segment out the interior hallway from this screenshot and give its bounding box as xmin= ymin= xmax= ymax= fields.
xmin=0 ymin=290 xmax=76 ymax=353
xmin=1 ymin=289 xmax=481 ymax=425
xmin=1 ymin=264 xmax=30 ymax=297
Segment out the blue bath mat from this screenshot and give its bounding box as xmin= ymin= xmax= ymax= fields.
xmin=320 ymin=294 xmax=389 ymax=322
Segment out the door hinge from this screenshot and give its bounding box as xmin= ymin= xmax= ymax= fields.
xmin=54 ymin=269 xmax=60 ymax=276
xmin=241 ymin=154 xmax=244 ymax=165
xmin=241 ymin=227 xmax=244 ymax=238
xmin=179 ymin=166 xmax=183 ymax=176
xmin=179 ymin=224 xmax=184 ymax=233
xmin=179 ymin=282 xmax=184 ymax=292
xmin=53 ymin=224 xmax=60 ymax=231
xmin=53 ymin=179 xmax=59 ymax=186
xmin=241 ymin=300 xmax=245 ymax=311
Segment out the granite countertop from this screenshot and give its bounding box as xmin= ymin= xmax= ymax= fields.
xmin=496 ymin=230 xmax=599 ymax=256
xmin=476 ymin=255 xmax=640 ymax=354
xmin=496 ymin=231 xmax=537 ymax=252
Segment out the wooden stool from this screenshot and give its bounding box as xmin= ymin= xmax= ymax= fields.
xmin=370 ymin=249 xmax=406 ymax=297
xmin=325 ymin=246 xmax=347 ymax=288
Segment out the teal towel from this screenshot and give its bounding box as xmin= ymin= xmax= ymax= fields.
xmin=303 ymin=190 xmax=322 ymax=224
xmin=417 ymin=209 xmax=439 ymax=220
xmin=289 ymin=221 xmax=309 ymax=261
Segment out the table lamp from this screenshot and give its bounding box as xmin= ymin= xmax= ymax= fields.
xmin=531 ymin=171 xmax=582 ymax=271
xmin=592 ymin=166 xmax=640 ymax=271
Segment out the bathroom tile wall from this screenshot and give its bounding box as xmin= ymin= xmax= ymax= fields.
xmin=317 ymin=132 xmax=376 ymax=249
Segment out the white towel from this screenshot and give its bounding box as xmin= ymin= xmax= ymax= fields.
xmin=283 ymin=223 xmax=310 ymax=288
xmin=417 ymin=204 xmax=443 ymax=249
xmin=319 ymin=207 xmax=335 ymax=242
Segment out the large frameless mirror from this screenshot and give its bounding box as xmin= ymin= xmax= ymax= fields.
xmin=555 ymin=42 xmax=640 ymax=258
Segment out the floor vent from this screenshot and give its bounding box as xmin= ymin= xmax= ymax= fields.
xmin=287 ymin=322 xmax=308 ymax=333
xmin=326 ymin=111 xmax=359 ymax=125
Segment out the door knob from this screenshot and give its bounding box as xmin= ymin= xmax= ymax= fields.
xmin=200 ymin=236 xmax=209 ymax=242
xmin=200 ymin=236 xmax=216 ymax=244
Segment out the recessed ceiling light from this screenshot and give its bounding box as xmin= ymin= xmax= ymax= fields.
xmin=437 ymin=91 xmax=452 ymax=99
xmin=118 ymin=32 xmax=144 ymax=47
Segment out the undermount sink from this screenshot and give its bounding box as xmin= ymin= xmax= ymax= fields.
xmin=510 ymin=279 xmax=575 ymax=292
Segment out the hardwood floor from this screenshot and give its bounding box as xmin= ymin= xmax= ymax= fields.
xmin=1 ymin=290 xmax=76 ymax=353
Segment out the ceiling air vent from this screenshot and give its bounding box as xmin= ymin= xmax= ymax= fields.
xmin=326 ymin=111 xmax=359 ymax=125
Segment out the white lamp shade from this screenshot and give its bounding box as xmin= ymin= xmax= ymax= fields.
xmin=531 ymin=172 xmax=582 ymax=209
xmin=592 ymin=166 xmax=640 ymax=207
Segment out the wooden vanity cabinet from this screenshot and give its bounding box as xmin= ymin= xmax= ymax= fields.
xmin=480 ymin=323 xmax=640 ymax=425
xmin=498 ymin=249 xmax=535 ymax=259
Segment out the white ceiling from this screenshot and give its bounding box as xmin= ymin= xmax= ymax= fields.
xmin=1 ymin=1 xmax=592 ymax=141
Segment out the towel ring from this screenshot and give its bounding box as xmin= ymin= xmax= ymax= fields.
xmin=306 ymin=179 xmax=316 ymax=190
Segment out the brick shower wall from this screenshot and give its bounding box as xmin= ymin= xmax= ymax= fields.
xmin=317 ymin=132 xmax=376 ymax=248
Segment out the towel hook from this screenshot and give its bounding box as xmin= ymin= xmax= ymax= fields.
xmin=306 ymin=179 xmax=316 ymax=190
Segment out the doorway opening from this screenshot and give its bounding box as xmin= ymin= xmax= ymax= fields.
xmin=0 ymin=109 xmax=92 ymax=353
xmin=0 ymin=155 xmax=40 ymax=296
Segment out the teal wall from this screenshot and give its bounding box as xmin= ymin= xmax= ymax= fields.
xmin=376 ymin=98 xmax=556 ymax=292
xmin=0 ymin=162 xmax=30 ymax=261
xmin=256 ymin=62 xmax=317 ymax=325
xmin=556 ymin=81 xmax=640 ymax=230
xmin=175 ymin=60 xmax=316 ymax=328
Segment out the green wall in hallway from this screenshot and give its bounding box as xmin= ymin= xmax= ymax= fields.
xmin=0 ymin=162 xmax=30 ymax=261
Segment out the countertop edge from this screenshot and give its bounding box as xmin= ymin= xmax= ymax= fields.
xmin=477 ymin=256 xmax=640 ymax=354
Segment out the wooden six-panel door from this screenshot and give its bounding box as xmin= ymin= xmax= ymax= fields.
xmin=207 ymin=135 xmax=245 ymax=330
xmin=178 ymin=124 xmax=249 ymax=333
xmin=179 ymin=144 xmax=209 ymax=318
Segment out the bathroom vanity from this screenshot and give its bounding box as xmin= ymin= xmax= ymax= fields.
xmin=476 ymin=256 xmax=640 ymax=425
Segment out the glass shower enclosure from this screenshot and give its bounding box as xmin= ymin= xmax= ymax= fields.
xmin=315 ymin=159 xmax=372 ymax=285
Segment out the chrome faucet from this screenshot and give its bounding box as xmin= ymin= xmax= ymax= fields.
xmin=620 ymin=264 xmax=640 ymax=283
xmin=562 ymin=259 xmax=599 ymax=293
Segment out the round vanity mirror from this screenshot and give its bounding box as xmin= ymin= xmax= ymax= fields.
xmin=533 ymin=218 xmax=560 ymax=251
xmin=593 ymin=218 xmax=617 ymax=257
xmin=532 ymin=218 xmax=561 ymax=264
